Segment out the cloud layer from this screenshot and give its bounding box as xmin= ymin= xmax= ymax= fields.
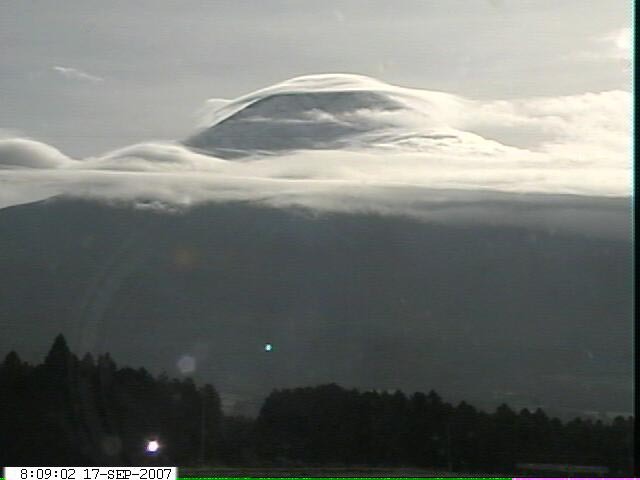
xmin=0 ymin=74 xmax=631 ymax=237
xmin=0 ymin=138 xmax=74 ymax=168
xmin=52 ymin=65 xmax=104 ymax=83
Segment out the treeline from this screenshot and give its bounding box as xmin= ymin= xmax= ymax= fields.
xmin=0 ymin=335 xmax=634 ymax=475
xmin=0 ymin=335 xmax=223 ymax=466
xmin=254 ymin=384 xmax=633 ymax=474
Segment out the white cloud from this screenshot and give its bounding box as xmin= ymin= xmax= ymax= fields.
xmin=52 ymin=65 xmax=104 ymax=83
xmin=196 ymin=98 xmax=232 ymax=128
xmin=83 ymin=142 xmax=227 ymax=171
xmin=0 ymin=138 xmax=74 ymax=168
xmin=0 ymin=74 xmax=631 ymax=237
xmin=0 ymin=167 xmax=629 ymax=239
xmin=462 ymin=90 xmax=631 ymax=167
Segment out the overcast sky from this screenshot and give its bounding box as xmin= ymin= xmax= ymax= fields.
xmin=0 ymin=0 xmax=631 ymax=157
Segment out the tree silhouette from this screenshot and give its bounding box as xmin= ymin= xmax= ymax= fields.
xmin=0 ymin=335 xmax=634 ymax=474
xmin=0 ymin=335 xmax=223 ymax=466
xmin=253 ymin=383 xmax=633 ymax=474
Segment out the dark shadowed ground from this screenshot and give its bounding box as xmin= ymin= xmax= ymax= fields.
xmin=0 ymin=197 xmax=632 ymax=419
xmin=179 ymin=467 xmax=489 ymax=477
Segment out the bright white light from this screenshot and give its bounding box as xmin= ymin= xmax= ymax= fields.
xmin=146 ymin=440 xmax=159 ymax=453
xmin=264 ymin=343 xmax=273 ymax=352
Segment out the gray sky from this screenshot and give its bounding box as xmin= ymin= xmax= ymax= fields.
xmin=0 ymin=0 xmax=631 ymax=157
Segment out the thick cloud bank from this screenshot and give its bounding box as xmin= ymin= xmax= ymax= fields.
xmin=0 ymin=138 xmax=74 ymax=169
xmin=0 ymin=74 xmax=630 ymax=236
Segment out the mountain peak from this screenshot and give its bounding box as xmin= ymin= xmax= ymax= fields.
xmin=184 ymin=73 xmax=460 ymax=158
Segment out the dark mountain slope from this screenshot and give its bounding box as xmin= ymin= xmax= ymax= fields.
xmin=0 ymin=197 xmax=632 ymax=416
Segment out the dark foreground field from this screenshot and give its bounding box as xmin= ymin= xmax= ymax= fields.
xmin=179 ymin=467 xmax=487 ymax=478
